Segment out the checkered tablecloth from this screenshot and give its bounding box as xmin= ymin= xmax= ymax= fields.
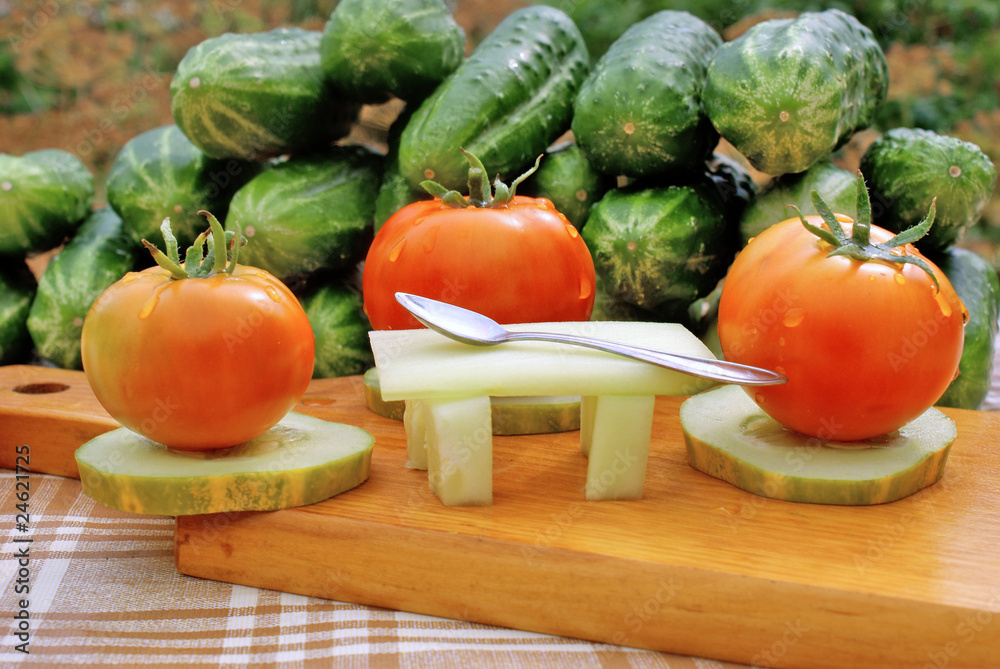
xmin=1 ymin=473 xmax=748 ymax=668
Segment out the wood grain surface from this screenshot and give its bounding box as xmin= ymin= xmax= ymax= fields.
xmin=3 ymin=364 xmax=999 ymax=668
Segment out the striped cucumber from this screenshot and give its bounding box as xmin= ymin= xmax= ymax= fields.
xmin=26 ymin=208 xmax=139 ymax=369
xmin=703 ymin=9 xmax=888 ymax=175
xmin=0 ymin=149 xmax=93 ymax=255
xmin=397 ymin=5 xmax=590 ymax=191
xmin=320 ymin=0 xmax=465 ymax=104
xmin=170 ymin=28 xmax=357 ymax=161
xmin=860 ymin=127 xmax=998 ymax=254
xmin=225 ymin=147 xmax=382 ymax=280
xmin=571 ymin=10 xmax=722 ymax=178
xmin=106 ymin=124 xmax=256 ymax=248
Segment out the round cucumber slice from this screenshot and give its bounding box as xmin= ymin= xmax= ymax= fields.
xmin=363 ymin=367 xmax=581 ymax=435
xmin=680 ymin=385 xmax=956 ymax=505
xmin=76 ymin=412 xmax=374 ymax=516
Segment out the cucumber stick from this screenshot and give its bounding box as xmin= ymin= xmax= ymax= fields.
xmin=397 ymin=5 xmax=590 ymax=191
xmin=371 ymin=321 xmax=717 ymax=506
xmin=681 ymin=385 xmax=956 ymax=505
xmin=77 ymin=412 xmax=374 ymax=515
xmin=370 ymin=321 xmax=715 ymax=401
xmin=703 ymin=9 xmax=888 ymax=175
xmin=572 ymin=10 xmax=722 ymax=178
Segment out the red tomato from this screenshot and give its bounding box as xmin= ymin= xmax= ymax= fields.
xmin=718 ymin=211 xmax=966 ymax=442
xmin=81 ymin=222 xmax=314 ymax=451
xmin=362 ymin=155 xmax=596 ymax=330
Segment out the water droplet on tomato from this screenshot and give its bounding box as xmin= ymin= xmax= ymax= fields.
xmin=894 ymin=274 xmax=905 ymax=285
xmin=934 ymin=290 xmax=953 ymax=318
xmin=782 ymin=308 xmax=805 ymax=327
xmin=754 ymin=392 xmax=766 ymax=405
xmin=778 ymin=337 xmax=786 ymax=346
xmin=565 ymin=224 xmax=578 ymax=239
xmin=120 ymin=272 xmax=140 ymax=284
xmin=389 ymin=239 xmax=406 ymax=262
xmin=412 ymin=216 xmax=426 ymax=227
xmin=422 ymin=226 xmax=439 ymax=253
xmin=138 ymin=293 xmax=159 ymax=320
xmin=264 ymin=286 xmax=281 ymax=303
xmin=579 ymin=275 xmax=593 ymax=300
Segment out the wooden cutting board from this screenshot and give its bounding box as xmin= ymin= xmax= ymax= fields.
xmin=3 ymin=364 xmax=999 ymax=668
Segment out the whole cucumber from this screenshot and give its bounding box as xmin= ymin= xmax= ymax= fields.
xmin=397 ymin=5 xmax=590 ymax=191
xmin=935 ymin=247 xmax=999 ymax=410
xmin=571 ymin=10 xmax=722 ymax=178
xmin=702 ymin=9 xmax=888 ymax=176
xmin=27 ymin=208 xmax=139 ymax=369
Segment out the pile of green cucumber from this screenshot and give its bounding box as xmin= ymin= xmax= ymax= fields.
xmin=1 ymin=0 xmax=997 ymax=413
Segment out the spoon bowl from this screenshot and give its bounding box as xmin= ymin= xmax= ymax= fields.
xmin=394 ymin=292 xmax=787 ymax=387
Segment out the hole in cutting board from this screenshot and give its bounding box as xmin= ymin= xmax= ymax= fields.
xmin=13 ymin=382 xmax=71 ymax=394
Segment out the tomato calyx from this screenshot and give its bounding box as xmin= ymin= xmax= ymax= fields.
xmin=142 ymin=211 xmax=246 ymax=280
xmin=789 ymin=171 xmax=941 ymax=290
xmin=420 ymin=148 xmax=542 ymax=209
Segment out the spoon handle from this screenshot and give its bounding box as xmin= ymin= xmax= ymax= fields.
xmin=503 ymin=331 xmax=786 ymax=387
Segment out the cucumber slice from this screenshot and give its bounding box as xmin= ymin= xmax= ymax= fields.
xmin=364 ymin=367 xmax=581 ymax=435
xmin=370 ymin=321 xmax=716 ymax=401
xmin=680 ymin=385 xmax=956 ymax=505
xmin=76 ymin=413 xmax=374 ymax=515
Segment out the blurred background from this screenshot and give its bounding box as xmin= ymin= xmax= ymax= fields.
xmin=2 ymin=0 xmax=998 ymax=263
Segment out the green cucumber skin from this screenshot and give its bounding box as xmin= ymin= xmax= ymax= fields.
xmin=397 ymin=5 xmax=590 ymax=191
xmin=225 ymin=147 xmax=383 ymax=280
xmin=582 ymin=182 xmax=737 ymax=326
xmin=320 ymin=0 xmax=465 ymax=104
xmin=300 ymin=283 xmax=373 ymax=379
xmin=170 ymin=28 xmax=357 ymax=161
xmin=106 ymin=125 xmax=257 ymax=248
xmin=76 ymin=413 xmax=374 ymax=516
xmin=0 ymin=268 xmax=35 ymax=365
xmin=26 ymin=208 xmax=139 ymax=370
xmin=739 ymin=160 xmax=858 ymax=245
xmin=935 ymin=247 xmax=1000 ymax=410
xmin=571 ymin=10 xmax=722 ymax=178
xmin=0 ymin=149 xmax=94 ymax=255
xmin=519 ymin=141 xmax=614 ymax=229
xmin=860 ymin=128 xmax=998 ymax=253
xmin=682 ymin=385 xmax=956 ymax=506
xmin=703 ymin=9 xmax=888 ymax=176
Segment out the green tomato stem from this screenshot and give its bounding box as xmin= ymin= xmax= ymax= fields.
xmin=420 ymin=149 xmax=543 ymax=209
xmin=141 ymin=211 xmax=245 ymax=280
xmin=793 ymin=171 xmax=941 ymax=291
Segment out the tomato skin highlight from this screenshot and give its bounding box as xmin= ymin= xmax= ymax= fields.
xmin=718 ymin=214 xmax=966 ymax=442
xmin=81 ymin=264 xmax=315 ymax=450
xmin=362 ymin=195 xmax=596 ymax=330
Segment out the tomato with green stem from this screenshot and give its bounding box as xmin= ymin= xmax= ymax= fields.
xmin=717 ymin=173 xmax=967 ymax=442
xmin=81 ymin=211 xmax=315 ymax=451
xmin=362 ymin=150 xmax=596 ymax=331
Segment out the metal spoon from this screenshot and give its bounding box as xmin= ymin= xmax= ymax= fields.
xmin=394 ymin=292 xmax=787 ymax=387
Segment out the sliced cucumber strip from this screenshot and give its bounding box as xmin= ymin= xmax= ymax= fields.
xmin=76 ymin=412 xmax=374 ymax=515
xmin=581 ymin=395 xmax=654 ymax=501
xmin=680 ymin=385 xmax=956 ymax=505
xmin=364 ymin=367 xmax=581 ymax=435
xmin=413 ymin=395 xmax=494 ymax=507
